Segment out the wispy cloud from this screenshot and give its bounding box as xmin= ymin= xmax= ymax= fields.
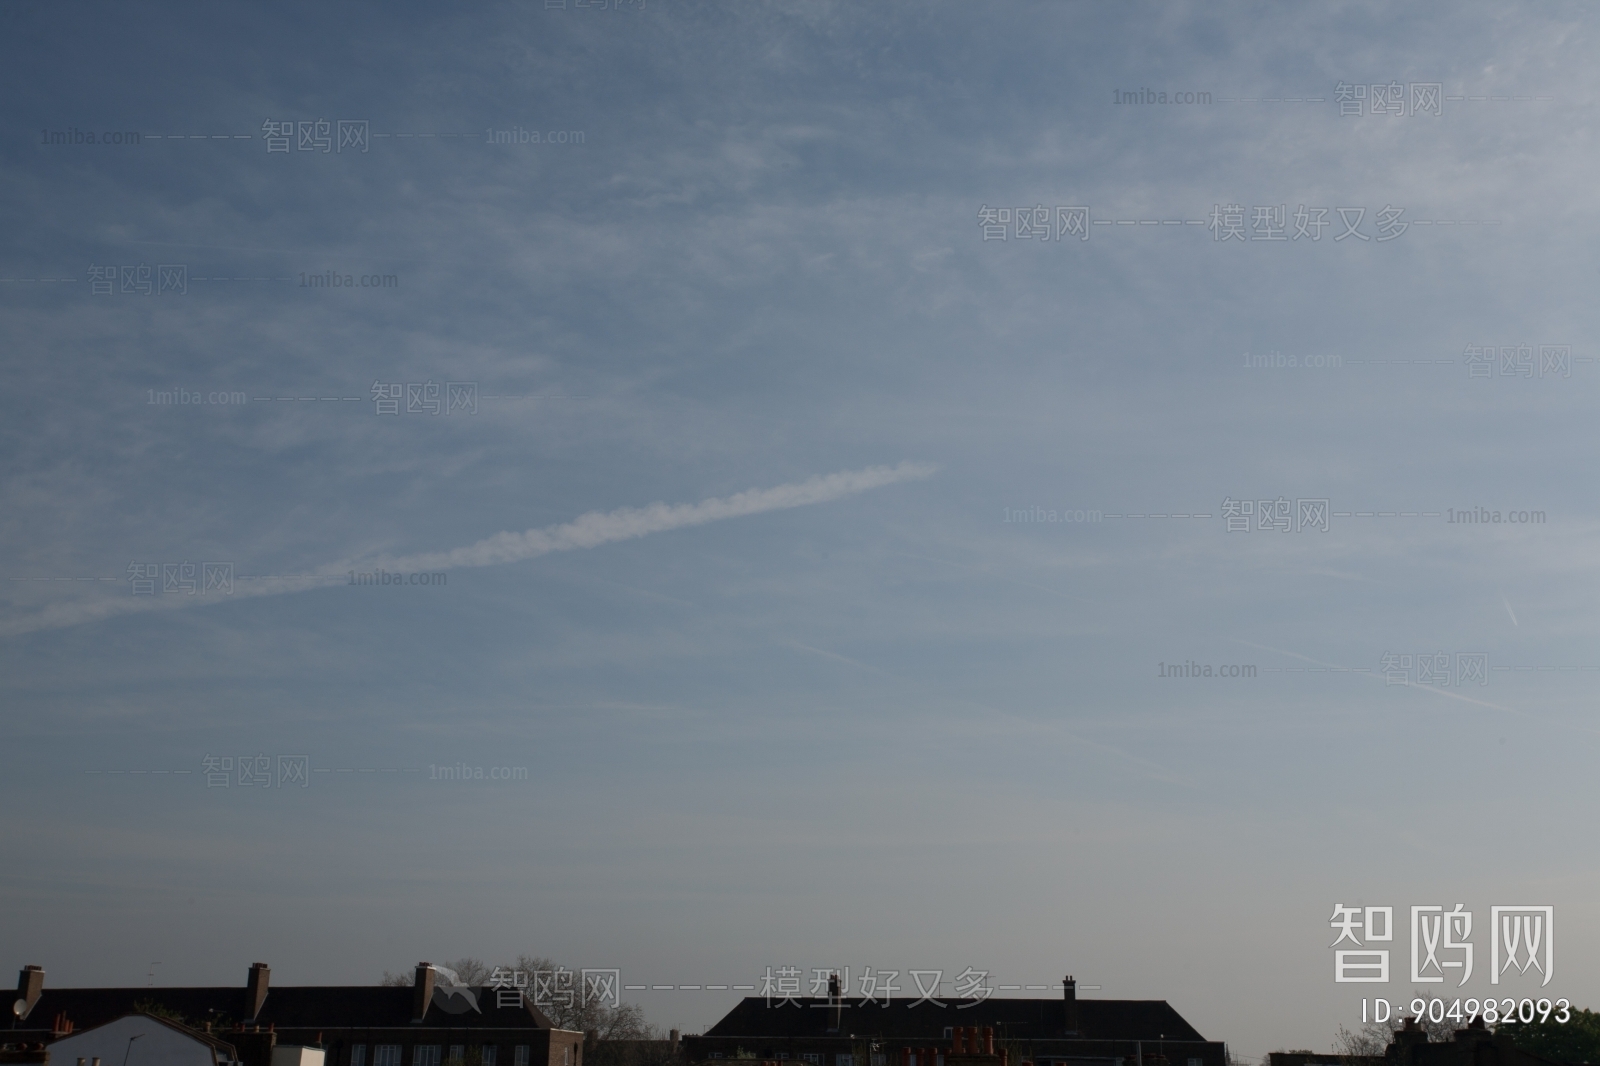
xmin=370 ymin=461 xmax=936 ymax=573
xmin=0 ymin=463 xmax=936 ymax=637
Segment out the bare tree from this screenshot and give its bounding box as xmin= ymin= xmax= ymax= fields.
xmin=511 ymin=955 xmax=656 ymax=1041
xmin=1334 ymin=993 xmax=1470 ymax=1057
xmin=440 ymin=958 xmax=494 ymax=986
xmin=1261 ymin=1050 xmax=1316 ymax=1066
xmin=377 ymin=953 xmax=660 ymax=1049
xmin=1332 ymin=1024 xmax=1391 ymax=1058
xmin=381 ymin=958 xmax=495 ymax=988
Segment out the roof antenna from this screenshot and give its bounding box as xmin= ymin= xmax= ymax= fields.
xmin=146 ymin=964 xmax=161 ymax=988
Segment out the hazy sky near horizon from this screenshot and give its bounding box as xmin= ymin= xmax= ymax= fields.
xmin=2 ymin=0 xmax=1598 ymax=1057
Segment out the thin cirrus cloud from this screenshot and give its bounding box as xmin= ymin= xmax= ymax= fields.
xmin=368 ymin=461 xmax=938 ymax=573
xmin=0 ymin=462 xmax=937 ymax=638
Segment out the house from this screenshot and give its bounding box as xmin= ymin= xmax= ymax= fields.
xmin=1269 ymin=1018 xmax=1577 ymax=1066
xmin=680 ymin=976 xmax=1226 ymax=1066
xmin=8 ymin=964 xmax=582 ymax=1066
xmin=43 ymin=1011 xmax=243 ymax=1066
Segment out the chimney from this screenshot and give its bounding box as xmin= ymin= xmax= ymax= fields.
xmin=828 ymin=974 xmax=842 ymax=1033
xmin=413 ymin=963 xmax=436 ymax=1023
xmin=247 ymin=963 xmax=271 ymax=1022
xmin=15 ymin=966 xmax=45 ymax=1021
xmin=670 ymin=1031 xmax=680 ymax=1050
xmin=232 ymin=1025 xmax=278 ymax=1066
xmin=984 ymin=1029 xmax=995 ymax=1056
xmin=1062 ymin=976 xmax=1078 ymax=1036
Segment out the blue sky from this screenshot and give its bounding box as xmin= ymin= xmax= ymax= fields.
xmin=2 ymin=0 xmax=1597 ymax=1057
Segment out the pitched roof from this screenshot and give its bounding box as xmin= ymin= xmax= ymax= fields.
xmin=14 ymin=987 xmax=554 ymax=1035
xmin=700 ymin=997 xmax=1207 ymax=1042
xmin=44 ymin=1012 xmax=242 ymax=1066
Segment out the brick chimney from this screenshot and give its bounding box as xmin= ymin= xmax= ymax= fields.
xmin=232 ymin=1025 xmax=278 ymax=1066
xmin=1062 ymin=976 xmax=1078 ymax=1036
xmin=1394 ymin=1018 xmax=1427 ymax=1047
xmin=14 ymin=966 xmax=45 ymax=1021
xmin=413 ymin=963 xmax=436 ymax=1023
xmin=246 ymin=963 xmax=271 ymax=1022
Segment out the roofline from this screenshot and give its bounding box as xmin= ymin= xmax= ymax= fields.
xmin=9 ymin=1027 xmax=563 ymax=1034
xmin=15 ymin=986 xmax=440 ymax=993
xmin=81 ymin=1012 xmax=243 ymax=1056
xmin=716 ymin=996 xmax=1183 ymax=1006
xmin=720 ymin=995 xmax=1176 ymax=1000
xmin=688 ymin=1030 xmax=1209 ymax=1037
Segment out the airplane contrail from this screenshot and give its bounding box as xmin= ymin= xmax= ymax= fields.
xmin=0 ymin=462 xmax=937 ymax=637
xmin=367 ymin=461 xmax=937 ymax=573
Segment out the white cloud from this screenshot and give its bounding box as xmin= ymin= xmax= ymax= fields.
xmin=0 ymin=462 xmax=936 ymax=637
xmin=370 ymin=461 xmax=936 ymax=573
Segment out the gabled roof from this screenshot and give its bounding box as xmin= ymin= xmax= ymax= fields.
xmin=14 ymin=987 xmax=553 ymax=1035
xmin=700 ymin=997 xmax=1206 ymax=1043
xmin=47 ymin=1012 xmax=241 ymax=1064
xmin=123 ymin=1011 xmax=243 ymax=1060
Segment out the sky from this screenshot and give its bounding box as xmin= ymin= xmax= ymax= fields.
xmin=1 ymin=0 xmax=1597 ymax=1058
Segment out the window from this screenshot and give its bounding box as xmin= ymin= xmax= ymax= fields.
xmin=803 ymin=1055 xmax=821 ymax=1065
xmin=872 ymin=1056 xmax=886 ymax=1066
xmin=943 ymin=1030 xmax=953 ymax=1040
xmin=481 ymin=1049 xmax=498 ymax=1066
xmin=415 ymin=1047 xmax=442 ymax=1066
xmin=449 ymin=1049 xmax=464 ymax=1065
xmin=375 ymin=1048 xmax=402 ymax=1066
xmin=514 ymin=1048 xmax=530 ymax=1066
xmin=351 ymin=1048 xmax=367 ymax=1066
xmin=1188 ymin=1059 xmax=1202 ymax=1066
xmin=838 ymin=1055 xmax=854 ymax=1066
